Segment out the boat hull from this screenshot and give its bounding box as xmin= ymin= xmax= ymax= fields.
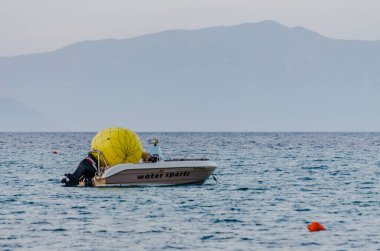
xmin=90 ymin=160 xmax=217 ymax=187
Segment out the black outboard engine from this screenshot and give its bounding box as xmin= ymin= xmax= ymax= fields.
xmin=61 ymin=154 xmax=98 ymax=187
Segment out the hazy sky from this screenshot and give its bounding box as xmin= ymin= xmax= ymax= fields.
xmin=1 ymin=0 xmax=380 ymax=57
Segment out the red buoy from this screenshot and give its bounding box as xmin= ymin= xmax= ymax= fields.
xmin=53 ymin=150 xmax=58 ymax=154
xmin=307 ymin=222 xmax=326 ymax=232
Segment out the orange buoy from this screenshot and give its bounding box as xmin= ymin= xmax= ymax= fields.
xmin=307 ymin=222 xmax=325 ymax=232
xmin=53 ymin=150 xmax=58 ymax=154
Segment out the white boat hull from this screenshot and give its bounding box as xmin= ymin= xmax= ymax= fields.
xmin=90 ymin=160 xmax=217 ymax=187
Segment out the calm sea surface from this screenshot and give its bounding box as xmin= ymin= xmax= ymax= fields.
xmin=0 ymin=132 xmax=380 ymax=250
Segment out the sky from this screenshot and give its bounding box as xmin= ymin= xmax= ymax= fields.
xmin=1 ymin=0 xmax=380 ymax=57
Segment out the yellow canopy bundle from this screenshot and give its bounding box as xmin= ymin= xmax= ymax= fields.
xmin=90 ymin=127 xmax=142 ymax=167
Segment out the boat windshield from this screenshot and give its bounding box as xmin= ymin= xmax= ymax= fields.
xmin=147 ymin=145 xmax=164 ymax=162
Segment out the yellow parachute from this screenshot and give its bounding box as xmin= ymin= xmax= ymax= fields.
xmin=90 ymin=127 xmax=142 ymax=167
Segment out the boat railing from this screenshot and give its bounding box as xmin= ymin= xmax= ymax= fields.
xmin=164 ymin=152 xmax=219 ymax=162
xmin=165 ymin=158 xmax=210 ymax=161
xmin=89 ymin=150 xmax=109 ymax=177
xmin=89 ymin=149 xmax=218 ymax=176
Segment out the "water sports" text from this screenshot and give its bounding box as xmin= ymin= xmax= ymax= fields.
xmin=137 ymin=171 xmax=190 ymax=180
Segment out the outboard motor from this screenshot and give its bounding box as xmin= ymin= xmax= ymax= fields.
xmin=61 ymin=154 xmax=98 ymax=187
xmin=147 ymin=139 xmax=164 ymax=162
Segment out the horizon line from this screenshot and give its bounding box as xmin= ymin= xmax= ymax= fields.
xmin=1 ymin=131 xmax=380 ymax=133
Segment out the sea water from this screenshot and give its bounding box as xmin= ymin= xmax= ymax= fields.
xmin=0 ymin=132 xmax=380 ymax=250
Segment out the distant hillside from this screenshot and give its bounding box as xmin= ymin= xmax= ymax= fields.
xmin=1 ymin=21 xmax=380 ymax=131
xmin=0 ymin=97 xmax=66 ymax=131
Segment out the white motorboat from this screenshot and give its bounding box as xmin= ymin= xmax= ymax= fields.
xmin=79 ymin=139 xmax=217 ymax=187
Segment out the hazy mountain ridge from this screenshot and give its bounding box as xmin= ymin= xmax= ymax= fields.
xmin=1 ymin=21 xmax=380 ymax=131
xmin=0 ymin=97 xmax=67 ymax=131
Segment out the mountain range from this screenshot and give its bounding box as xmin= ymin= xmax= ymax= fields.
xmin=1 ymin=20 xmax=380 ymax=131
xmin=0 ymin=96 xmax=66 ymax=131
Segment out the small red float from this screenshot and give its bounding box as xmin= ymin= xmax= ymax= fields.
xmin=307 ymin=222 xmax=326 ymax=232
